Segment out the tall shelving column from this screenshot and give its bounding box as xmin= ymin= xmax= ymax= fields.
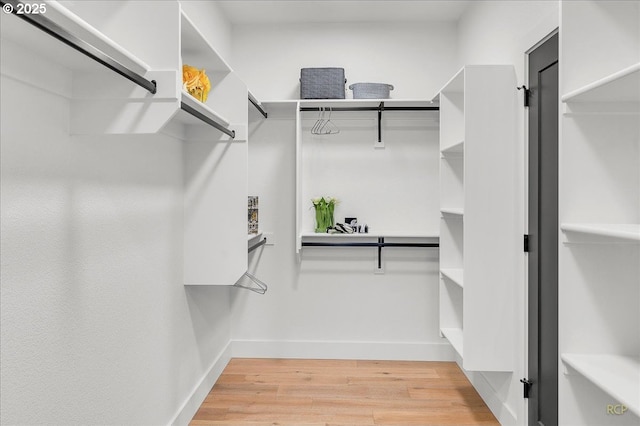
xmin=559 ymin=1 xmax=640 ymax=424
xmin=436 ymin=65 xmax=518 ymax=372
xmin=438 ymin=68 xmax=465 ymax=358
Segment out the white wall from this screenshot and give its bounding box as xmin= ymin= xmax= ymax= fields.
xmin=0 ymin=2 xmax=236 ymax=423
xmin=455 ymin=1 xmax=559 ymax=425
xmin=232 ymin=22 xmax=459 ymax=100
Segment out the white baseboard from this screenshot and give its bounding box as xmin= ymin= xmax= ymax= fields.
xmin=170 ymin=341 xmax=233 ymax=426
xmin=454 ymin=356 xmax=519 ymax=426
xmin=230 ymin=339 xmax=455 ymax=361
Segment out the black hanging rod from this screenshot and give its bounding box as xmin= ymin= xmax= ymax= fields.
xmin=300 ymin=106 xmax=439 ymax=112
xmin=301 ymin=241 xmax=439 ymax=248
xmin=180 ymin=102 xmax=236 ymax=138
xmin=301 ymin=102 xmax=438 ymax=144
xmin=249 ymin=97 xmax=268 ymax=119
xmin=248 ymin=237 xmax=267 ymax=253
xmin=302 ymin=236 xmax=438 ymax=270
xmin=1 ymin=0 xmax=157 ymax=94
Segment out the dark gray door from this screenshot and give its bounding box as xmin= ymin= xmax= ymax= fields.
xmin=527 ymin=32 xmax=558 ymax=426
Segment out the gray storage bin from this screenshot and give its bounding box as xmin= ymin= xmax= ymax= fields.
xmin=300 ymin=68 xmax=346 ymax=99
xmin=349 ymin=82 xmax=394 ymax=99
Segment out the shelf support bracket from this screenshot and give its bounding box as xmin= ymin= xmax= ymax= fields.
xmin=377 ymin=102 xmax=385 ymax=145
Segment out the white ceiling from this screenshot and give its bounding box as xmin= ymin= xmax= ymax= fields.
xmin=216 ymin=1 xmax=471 ymax=24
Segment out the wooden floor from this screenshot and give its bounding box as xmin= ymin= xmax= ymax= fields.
xmin=190 ymin=358 xmax=500 ymax=426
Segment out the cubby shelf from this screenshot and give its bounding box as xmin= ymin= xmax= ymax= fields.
xmin=180 ymin=11 xmax=232 ymax=73
xmin=441 ymin=268 xmax=464 ymax=288
xmin=562 ymin=354 xmax=640 ymax=417
xmin=561 ymin=223 xmax=640 ymax=243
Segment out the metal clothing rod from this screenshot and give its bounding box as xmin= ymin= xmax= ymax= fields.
xmin=301 ymin=103 xmax=439 ymax=143
xmin=2 ymin=0 xmax=157 ymax=94
xmin=302 ymin=237 xmax=439 ymax=271
xmin=299 ymin=106 xmax=439 ymax=112
xmin=301 ymin=242 xmax=439 ymax=248
xmin=249 ymin=96 xmax=268 ymax=119
xmin=180 ymin=102 xmax=236 ymax=138
xmin=248 ymin=237 xmax=267 ymax=253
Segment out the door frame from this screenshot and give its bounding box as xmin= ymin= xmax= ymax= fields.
xmin=524 ymin=29 xmax=559 ymax=426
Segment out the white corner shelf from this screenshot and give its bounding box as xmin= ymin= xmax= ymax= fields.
xmin=561 ymin=223 xmax=640 ymax=243
xmin=440 ymin=208 xmax=464 ymax=217
xmin=441 ymin=327 xmax=464 ymax=358
xmin=562 ymin=354 xmax=640 ymax=417
xmin=561 ymin=63 xmax=640 ymax=104
xmin=441 ymin=268 xmax=464 ymax=288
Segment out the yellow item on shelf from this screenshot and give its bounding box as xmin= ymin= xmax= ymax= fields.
xmin=182 ymin=64 xmax=211 ymax=102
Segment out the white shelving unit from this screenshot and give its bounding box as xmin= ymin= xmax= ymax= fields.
xmin=1 ymin=2 xmax=249 ymax=287
xmin=294 ymin=98 xmax=440 ymax=254
xmin=436 ymin=65 xmax=519 ymax=372
xmin=559 ymin=2 xmax=640 ymax=424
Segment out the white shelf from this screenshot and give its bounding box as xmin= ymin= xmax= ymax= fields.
xmin=299 ymin=98 xmax=435 ymax=109
xmin=562 ymin=354 xmax=640 ymax=417
xmin=179 ymin=89 xmax=231 ymax=127
xmin=441 ymin=327 xmax=464 ymax=358
xmin=248 ymin=232 xmax=263 ymax=243
xmin=562 ymin=63 xmax=640 ymax=104
xmin=441 ymin=268 xmax=464 ymax=288
xmin=0 ymin=1 xmax=149 ymax=77
xmin=561 ymin=223 xmax=640 ymax=243
xmin=441 ymin=141 xmax=464 ymax=157
xmin=440 ymin=208 xmax=464 ymax=217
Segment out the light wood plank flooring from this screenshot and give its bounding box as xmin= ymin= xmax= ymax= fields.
xmin=190 ymin=358 xmax=500 ymax=426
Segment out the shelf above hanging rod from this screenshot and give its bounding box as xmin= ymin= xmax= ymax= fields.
xmin=180 ymin=102 xmax=236 ymax=138
xmin=1 ymin=0 xmax=157 ymax=94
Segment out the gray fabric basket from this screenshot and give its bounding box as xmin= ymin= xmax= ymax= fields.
xmin=349 ymin=82 xmax=394 ymax=99
xmin=300 ymin=68 xmax=346 ymax=99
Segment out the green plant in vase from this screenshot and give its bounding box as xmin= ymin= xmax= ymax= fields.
xmin=312 ymin=196 xmax=338 ymax=233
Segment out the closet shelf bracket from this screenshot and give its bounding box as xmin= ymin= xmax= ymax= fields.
xmin=1 ymin=0 xmax=157 ymax=94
